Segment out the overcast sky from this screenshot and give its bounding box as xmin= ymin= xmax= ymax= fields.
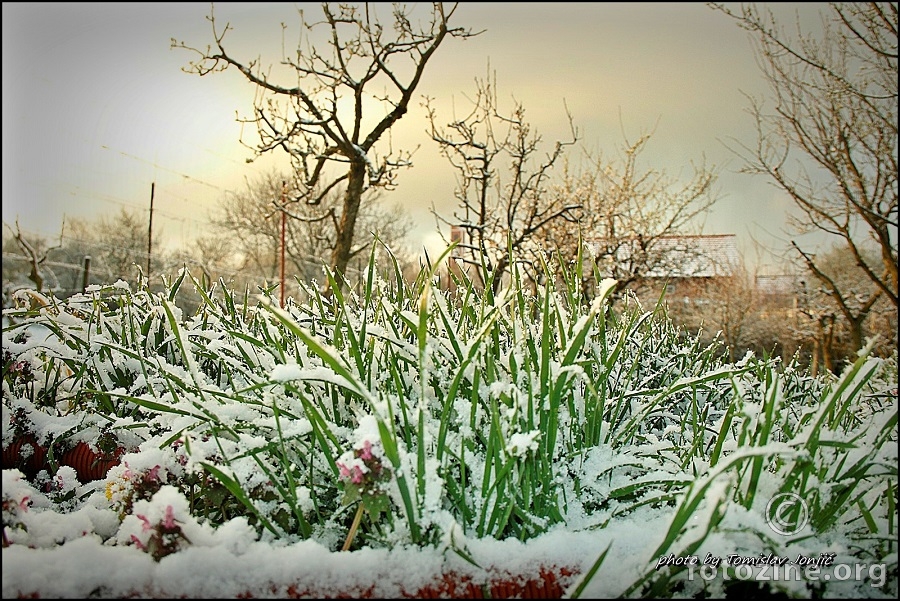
xmin=2 ymin=2 xmax=829 ymax=274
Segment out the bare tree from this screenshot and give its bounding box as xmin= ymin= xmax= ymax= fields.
xmin=54 ymin=208 xmax=158 ymax=291
xmin=190 ymin=233 xmax=240 ymax=284
xmin=712 ymin=2 xmax=898 ymax=319
xmin=541 ymin=130 xmax=721 ymax=300
xmin=206 ymin=169 xmax=415 ymax=289
xmin=91 ymin=209 xmax=150 ymax=285
xmin=3 ymin=221 xmax=63 ymax=293
xmin=794 ymin=244 xmax=896 ymax=373
xmin=425 ymin=71 xmax=581 ymax=293
xmin=173 ymin=3 xmax=475 ymax=289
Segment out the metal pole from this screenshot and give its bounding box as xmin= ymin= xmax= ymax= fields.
xmin=280 ymin=181 xmax=287 ymax=308
xmin=147 ymin=182 xmax=155 ymax=277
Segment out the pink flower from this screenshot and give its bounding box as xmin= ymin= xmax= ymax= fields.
xmin=137 ymin=514 xmax=152 ymax=532
xmin=146 ymin=465 xmax=161 ymax=482
xmin=130 ymin=534 xmax=146 ymax=550
xmin=358 ymin=440 xmax=373 ymax=461
xmin=162 ymin=505 xmax=176 ymax=530
xmin=336 ymin=462 xmax=364 ymax=485
xmin=350 ymin=466 xmax=364 ymax=484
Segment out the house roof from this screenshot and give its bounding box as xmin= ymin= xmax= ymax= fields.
xmin=755 ymin=274 xmax=801 ymax=295
xmin=643 ymin=234 xmax=740 ymax=278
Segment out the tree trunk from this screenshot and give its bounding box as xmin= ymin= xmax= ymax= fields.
xmin=491 ymin=256 xmax=509 ymax=296
xmin=847 ymin=315 xmax=865 ymax=357
xmin=819 ymin=315 xmax=835 ymax=374
xmin=330 ymin=161 xmax=367 ymax=290
xmin=810 ymin=341 xmax=820 ymax=378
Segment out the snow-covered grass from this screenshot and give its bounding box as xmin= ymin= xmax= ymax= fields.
xmin=2 ymin=246 xmax=897 ymax=598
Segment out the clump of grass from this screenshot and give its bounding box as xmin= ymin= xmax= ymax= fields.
xmin=573 ymin=341 xmax=897 ymax=598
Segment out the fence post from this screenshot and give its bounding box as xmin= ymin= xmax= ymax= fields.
xmin=280 ymin=181 xmax=287 ymax=308
xmin=82 ymin=256 xmax=91 ymax=292
xmin=147 ymin=182 xmax=155 ymax=277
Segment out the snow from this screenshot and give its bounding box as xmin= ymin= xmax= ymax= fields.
xmin=9 ymin=476 xmax=889 ymax=600
xmin=505 ymin=430 xmax=541 ymax=457
xmin=0 ymin=465 xmax=658 ymax=599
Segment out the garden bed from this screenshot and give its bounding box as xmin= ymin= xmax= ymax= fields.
xmin=2 ymin=256 xmax=897 ymax=598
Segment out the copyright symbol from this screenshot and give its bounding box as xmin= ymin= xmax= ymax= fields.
xmin=766 ymin=492 xmax=809 ymax=535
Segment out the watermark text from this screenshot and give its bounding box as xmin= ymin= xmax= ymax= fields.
xmin=655 ymin=552 xmax=887 ymax=588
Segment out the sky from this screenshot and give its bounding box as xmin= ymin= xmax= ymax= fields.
xmin=2 ymin=2 xmax=830 ymax=276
